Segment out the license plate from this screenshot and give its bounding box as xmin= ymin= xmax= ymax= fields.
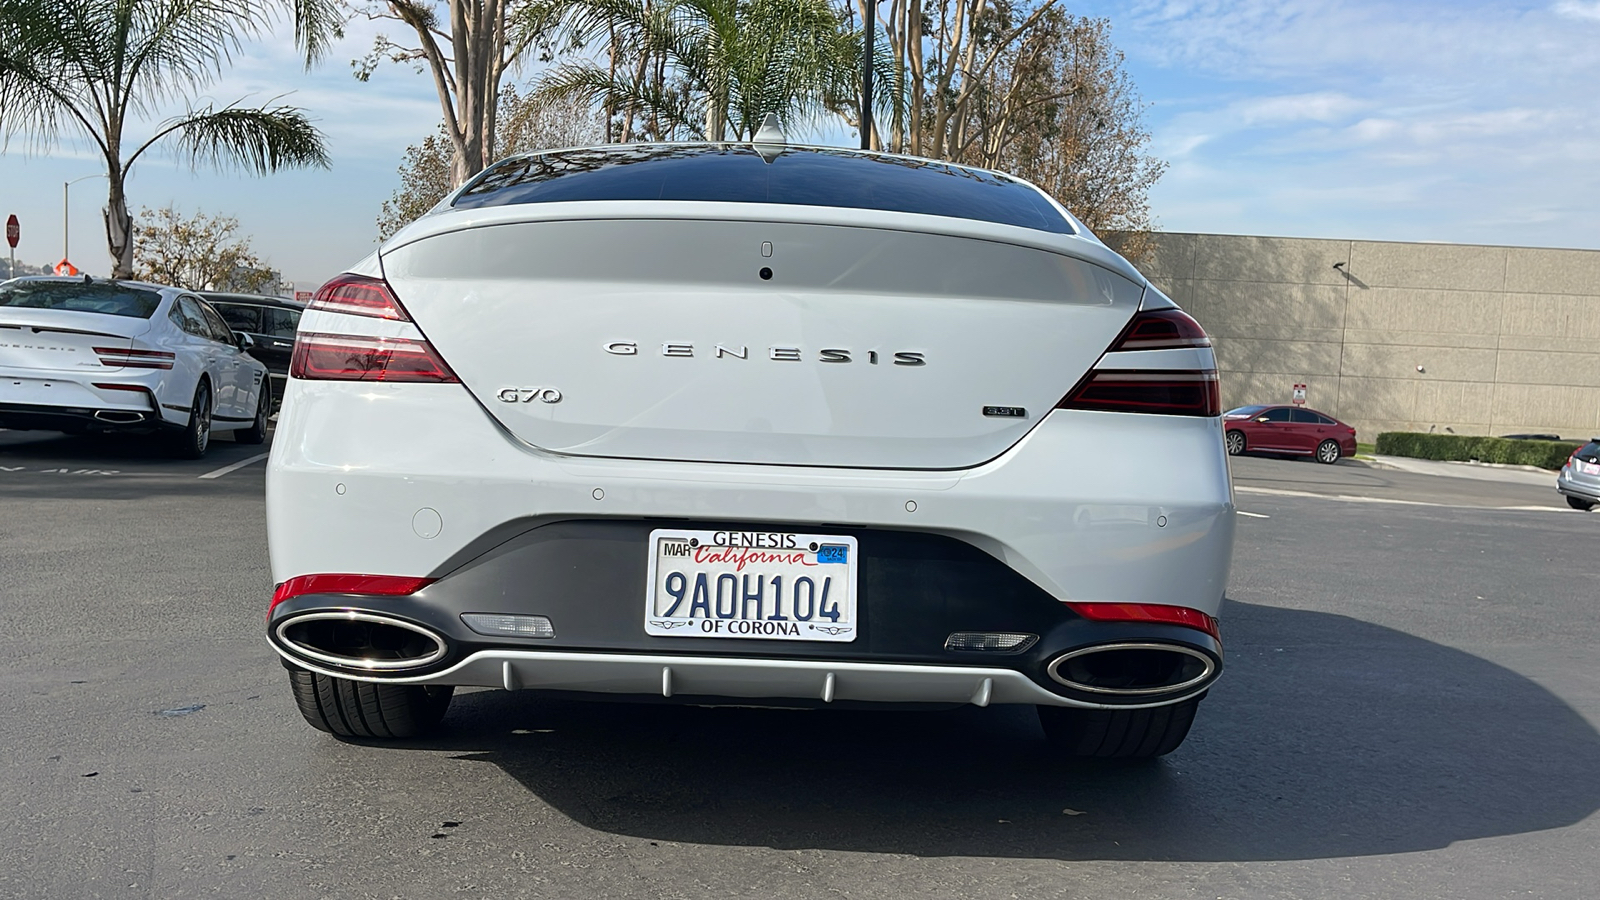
xmin=644 ymin=529 xmax=858 ymax=642
xmin=1580 ymin=461 xmax=1600 ymax=476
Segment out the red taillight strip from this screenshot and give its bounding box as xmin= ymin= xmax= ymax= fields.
xmin=310 ymin=273 xmax=411 ymax=321
xmin=1059 ymin=369 xmax=1220 ymax=417
xmin=289 ymin=332 xmax=459 ymax=383
xmin=1112 ymin=308 xmax=1211 ymax=350
xmin=93 ymin=346 xmax=175 ymax=369
xmin=269 ymin=573 xmax=435 ymax=615
xmin=1067 ymin=602 xmax=1221 ymax=642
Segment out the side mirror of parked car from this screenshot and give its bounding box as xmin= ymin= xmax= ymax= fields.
xmin=235 ymin=332 xmax=256 ymax=352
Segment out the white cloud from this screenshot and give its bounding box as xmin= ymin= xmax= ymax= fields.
xmin=1554 ymin=1 xmax=1600 ymax=21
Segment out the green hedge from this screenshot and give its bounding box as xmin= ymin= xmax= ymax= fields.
xmin=1374 ymin=432 xmax=1582 ymax=470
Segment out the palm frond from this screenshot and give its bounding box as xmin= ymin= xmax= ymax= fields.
xmin=154 ymin=103 xmax=330 ymax=174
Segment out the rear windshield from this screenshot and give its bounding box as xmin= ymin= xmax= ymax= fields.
xmin=1578 ymin=441 xmax=1600 ymax=461
xmin=452 ymin=145 xmax=1074 ymax=234
xmin=0 ymin=281 xmax=161 ymax=318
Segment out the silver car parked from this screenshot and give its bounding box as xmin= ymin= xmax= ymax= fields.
xmin=1557 ymin=438 xmax=1600 ymax=510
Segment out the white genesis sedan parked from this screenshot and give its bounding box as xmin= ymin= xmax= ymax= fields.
xmin=267 ymin=137 xmax=1236 ymax=758
xmin=0 ymin=277 xmax=271 ymax=457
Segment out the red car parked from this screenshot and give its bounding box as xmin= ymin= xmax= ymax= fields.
xmin=1223 ymin=405 xmax=1358 ymax=464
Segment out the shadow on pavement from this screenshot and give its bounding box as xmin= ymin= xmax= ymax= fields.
xmin=387 ymin=598 xmax=1600 ymax=862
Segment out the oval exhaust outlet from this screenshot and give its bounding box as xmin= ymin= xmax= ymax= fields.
xmin=1047 ymin=643 xmax=1214 ymax=696
xmin=276 ymin=610 xmax=448 ymax=672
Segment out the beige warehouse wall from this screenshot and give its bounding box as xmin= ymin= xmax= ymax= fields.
xmin=1139 ymin=232 xmax=1600 ymax=442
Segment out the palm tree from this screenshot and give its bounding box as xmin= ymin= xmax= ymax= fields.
xmin=527 ymin=0 xmax=886 ymax=143
xmin=0 ymin=0 xmax=339 ymax=278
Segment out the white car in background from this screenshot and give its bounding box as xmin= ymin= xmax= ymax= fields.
xmin=266 ymin=135 xmax=1236 ymax=758
xmin=0 ymin=276 xmax=271 ymax=457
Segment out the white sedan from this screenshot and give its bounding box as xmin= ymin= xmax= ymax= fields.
xmin=0 ymin=276 xmax=271 ymax=457
xmin=266 ymin=132 xmax=1235 ymax=758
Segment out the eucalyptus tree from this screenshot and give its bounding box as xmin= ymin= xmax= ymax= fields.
xmin=528 ymin=0 xmax=880 ymax=143
xmin=0 ymin=0 xmax=336 ymax=277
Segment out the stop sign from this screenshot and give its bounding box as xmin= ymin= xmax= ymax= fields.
xmin=5 ymin=215 xmax=16 ymax=249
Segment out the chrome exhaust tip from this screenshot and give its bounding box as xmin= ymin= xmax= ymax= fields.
xmin=1047 ymin=642 xmax=1215 ymax=697
xmin=275 ymin=610 xmax=448 ymax=673
xmin=93 ymin=410 xmax=145 ymax=423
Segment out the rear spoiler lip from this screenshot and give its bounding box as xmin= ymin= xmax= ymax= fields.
xmin=377 ymin=199 xmax=1147 ymax=286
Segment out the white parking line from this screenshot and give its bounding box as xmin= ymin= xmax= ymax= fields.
xmin=199 ymin=453 xmax=270 ymax=480
xmin=1236 ymin=510 xmax=1271 ymax=519
xmin=1235 ymin=485 xmax=1570 ymax=512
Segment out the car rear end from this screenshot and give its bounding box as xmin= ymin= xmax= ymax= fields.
xmin=265 ymin=145 xmax=1236 ymax=755
xmin=1558 ymin=439 xmax=1600 ymax=510
xmin=0 ymin=279 xmax=173 ymax=434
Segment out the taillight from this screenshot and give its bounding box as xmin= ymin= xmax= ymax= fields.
xmin=269 ymin=573 xmax=435 ymax=615
xmin=1067 ymin=602 xmax=1221 ymax=642
xmin=292 ymin=273 xmax=458 ymax=382
xmin=94 ymin=346 xmax=174 ymax=369
xmin=290 ymin=333 xmax=458 ymax=382
xmin=1058 ymin=308 xmax=1219 ymax=417
xmin=309 ymin=273 xmax=410 ymax=320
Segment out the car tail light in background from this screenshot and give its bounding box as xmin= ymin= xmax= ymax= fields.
xmin=309 ymin=273 xmax=411 ymax=321
xmin=1058 ymin=308 xmax=1219 ymax=417
xmin=291 ymin=273 xmax=458 ymax=383
xmin=269 ymin=573 xmax=435 ymax=615
xmin=93 ymin=346 xmax=174 ymax=369
xmin=290 ymin=333 xmax=459 ymax=382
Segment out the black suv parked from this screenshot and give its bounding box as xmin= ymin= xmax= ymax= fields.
xmin=198 ymin=292 xmax=304 ymax=410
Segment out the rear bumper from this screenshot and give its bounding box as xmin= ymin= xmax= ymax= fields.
xmin=0 ymin=400 xmax=163 ymax=433
xmin=1557 ymin=470 xmax=1600 ymax=502
xmin=267 ymin=520 xmax=1225 ymax=708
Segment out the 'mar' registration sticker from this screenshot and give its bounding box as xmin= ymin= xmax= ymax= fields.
xmin=644 ymin=529 xmax=858 ymax=642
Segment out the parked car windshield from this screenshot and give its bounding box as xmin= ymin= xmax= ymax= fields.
xmin=0 ymin=281 xmax=161 ymax=318
xmin=1225 ymin=405 xmax=1268 ymax=417
xmin=452 ymin=145 xmax=1075 ymax=235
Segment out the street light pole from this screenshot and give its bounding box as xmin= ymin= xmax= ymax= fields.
xmin=63 ymin=173 xmax=104 ymax=266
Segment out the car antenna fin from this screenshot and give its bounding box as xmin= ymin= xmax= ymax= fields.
xmin=752 ymin=113 xmax=786 ymax=164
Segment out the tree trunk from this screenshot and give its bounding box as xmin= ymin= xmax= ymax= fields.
xmin=104 ymin=168 xmax=133 ymax=279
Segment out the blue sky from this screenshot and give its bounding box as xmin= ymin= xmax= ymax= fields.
xmin=2 ymin=1 xmax=1598 ymax=288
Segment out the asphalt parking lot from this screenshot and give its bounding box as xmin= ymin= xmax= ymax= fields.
xmin=2 ymin=433 xmax=1597 ymax=899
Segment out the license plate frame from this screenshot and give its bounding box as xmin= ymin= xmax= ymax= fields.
xmin=644 ymin=528 xmax=859 ymax=642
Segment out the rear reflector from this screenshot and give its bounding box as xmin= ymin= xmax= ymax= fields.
xmin=93 ymin=347 xmax=175 ymax=369
xmin=269 ymin=573 xmax=435 ymax=615
xmin=290 ymin=333 xmax=459 ymax=383
xmin=1067 ymin=602 xmax=1221 ymax=642
xmin=310 ymin=273 xmax=411 ymax=321
xmin=1060 ymin=370 xmax=1220 ymax=417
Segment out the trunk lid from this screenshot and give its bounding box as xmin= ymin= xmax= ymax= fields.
xmin=0 ymin=308 xmax=150 ymax=373
xmin=381 ymin=217 xmax=1142 ymax=469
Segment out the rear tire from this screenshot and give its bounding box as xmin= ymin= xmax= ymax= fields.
xmin=1566 ymin=495 xmax=1596 ymax=511
xmin=288 ymin=667 xmax=453 ymax=739
xmin=1225 ymin=430 xmax=1245 ymax=455
xmin=170 ymin=380 xmax=212 ymax=459
xmin=1037 ymin=696 xmax=1201 ymax=758
xmin=1316 ymin=439 xmax=1342 ymax=464
xmin=236 ymin=381 xmax=270 ymax=445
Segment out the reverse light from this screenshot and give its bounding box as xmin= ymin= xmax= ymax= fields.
xmin=290 ymin=333 xmax=459 ymax=382
xmin=945 ymin=631 xmax=1039 ymax=652
xmin=269 ymin=573 xmax=435 ymax=615
xmin=309 ymin=273 xmax=411 ymax=320
xmin=1067 ymin=602 xmax=1221 ymax=642
xmin=461 ymin=613 xmax=556 ymax=639
xmin=94 ymin=346 xmax=174 ymax=369
xmin=1058 ymin=308 xmax=1219 ymax=417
